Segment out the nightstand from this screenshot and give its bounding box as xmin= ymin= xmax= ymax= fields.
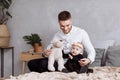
xmin=20 ymin=52 xmax=43 ymax=74
xmin=0 ymin=46 xmax=14 ymax=77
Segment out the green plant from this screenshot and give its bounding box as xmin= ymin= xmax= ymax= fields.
xmin=0 ymin=0 xmax=12 ymax=24
xmin=23 ymin=33 xmax=42 ymax=47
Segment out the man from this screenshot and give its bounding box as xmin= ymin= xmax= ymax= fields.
xmin=28 ymin=10 xmax=96 ymax=73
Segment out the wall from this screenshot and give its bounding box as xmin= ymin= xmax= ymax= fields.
xmin=1 ymin=0 xmax=120 ymax=77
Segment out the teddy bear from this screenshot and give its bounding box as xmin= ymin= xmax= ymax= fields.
xmin=48 ymin=39 xmax=65 ymax=71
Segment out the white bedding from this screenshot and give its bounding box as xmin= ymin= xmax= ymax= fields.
xmin=6 ymin=66 xmax=120 ymax=80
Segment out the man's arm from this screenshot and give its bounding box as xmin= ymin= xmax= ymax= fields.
xmin=80 ymin=30 xmax=96 ymax=65
xmin=42 ymin=32 xmax=61 ymax=57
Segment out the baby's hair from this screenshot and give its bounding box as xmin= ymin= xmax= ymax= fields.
xmin=72 ymin=42 xmax=83 ymax=49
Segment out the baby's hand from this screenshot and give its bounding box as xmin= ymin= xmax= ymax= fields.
xmin=68 ymin=54 xmax=73 ymax=59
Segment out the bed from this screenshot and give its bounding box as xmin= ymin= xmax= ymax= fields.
xmin=6 ymin=39 xmax=120 ymax=80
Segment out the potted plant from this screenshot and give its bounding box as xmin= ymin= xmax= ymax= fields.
xmin=0 ymin=0 xmax=12 ymax=47
xmin=23 ymin=33 xmax=43 ymax=52
xmin=0 ymin=0 xmax=12 ymax=24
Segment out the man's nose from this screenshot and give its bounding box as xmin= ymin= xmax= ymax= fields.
xmin=63 ymin=27 xmax=68 ymax=30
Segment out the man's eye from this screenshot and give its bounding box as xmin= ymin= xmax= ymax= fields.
xmin=66 ymin=25 xmax=69 ymax=27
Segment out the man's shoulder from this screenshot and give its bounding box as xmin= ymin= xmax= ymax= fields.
xmin=73 ymin=26 xmax=86 ymax=33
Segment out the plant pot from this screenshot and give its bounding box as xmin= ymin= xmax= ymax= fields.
xmin=34 ymin=43 xmax=43 ymax=52
xmin=0 ymin=25 xmax=10 ymax=47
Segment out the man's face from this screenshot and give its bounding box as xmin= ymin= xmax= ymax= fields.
xmin=59 ymin=19 xmax=72 ymax=34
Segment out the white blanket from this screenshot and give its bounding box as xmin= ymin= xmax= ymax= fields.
xmin=6 ymin=66 xmax=120 ymax=80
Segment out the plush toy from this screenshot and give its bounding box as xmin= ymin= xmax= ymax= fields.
xmin=48 ymin=40 xmax=65 ymax=71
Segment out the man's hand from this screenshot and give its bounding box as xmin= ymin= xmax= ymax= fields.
xmin=78 ymin=58 xmax=90 ymax=66
xmin=43 ymin=49 xmax=51 ymax=57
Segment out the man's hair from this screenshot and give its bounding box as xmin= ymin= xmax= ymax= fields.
xmin=58 ymin=11 xmax=71 ymax=21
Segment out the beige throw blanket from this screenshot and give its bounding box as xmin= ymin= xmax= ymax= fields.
xmin=6 ymin=66 xmax=120 ymax=80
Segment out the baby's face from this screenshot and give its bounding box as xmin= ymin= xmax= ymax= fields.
xmin=71 ymin=45 xmax=83 ymax=56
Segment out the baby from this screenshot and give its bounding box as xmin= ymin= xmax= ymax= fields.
xmin=64 ymin=42 xmax=84 ymax=73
